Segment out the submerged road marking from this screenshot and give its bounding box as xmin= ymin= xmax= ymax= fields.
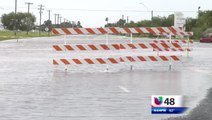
xmin=118 ymin=86 xmax=131 ymax=93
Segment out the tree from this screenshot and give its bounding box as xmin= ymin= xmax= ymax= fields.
xmin=76 ymin=21 xmax=82 ymax=28
xmin=1 ymin=12 xmax=36 ymax=31
xmin=43 ymin=20 xmax=52 ymax=32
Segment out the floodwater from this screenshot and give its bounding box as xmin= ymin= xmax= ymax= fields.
xmin=0 ymin=35 xmax=212 ymax=120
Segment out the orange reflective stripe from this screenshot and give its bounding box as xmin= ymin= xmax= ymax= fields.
xmin=119 ymin=44 xmax=125 ymax=49
xmin=146 ymin=27 xmax=156 ymax=34
xmin=76 ymin=45 xmax=86 ymax=50
xmin=109 ymin=28 xmax=119 ymax=34
xmin=62 ymin=28 xmax=71 ymax=34
xmin=97 ymin=28 xmax=107 ymax=34
xmin=52 ymin=28 xmax=60 ymax=35
xmin=72 ymin=59 xmax=82 ymax=64
xmin=170 ymin=56 xmax=180 ymax=61
xmin=157 ymin=27 xmax=166 ymax=33
xmin=84 ymin=59 xmax=94 ymax=64
xmin=128 ymin=44 xmax=136 ymax=49
xmin=75 ymin=28 xmax=83 ymax=34
xmin=172 ymin=43 xmax=181 ymax=48
xmin=96 ymin=58 xmax=106 ymax=64
xmin=64 ymin=45 xmax=74 ymax=51
xmin=100 ymin=44 xmax=109 ymax=50
xmin=108 ymin=58 xmax=118 ymax=64
xmin=61 ymin=59 xmax=70 ymax=65
xmin=137 ymin=56 xmax=146 ymax=61
xmin=53 ymin=45 xmax=62 ymax=51
xmin=112 ymin=44 xmax=120 ymax=50
xmin=88 ymin=44 xmax=98 ymax=50
xmin=86 ymin=28 xmax=95 ymax=34
xmin=159 ymin=56 xmax=169 ymax=61
xmin=135 ymin=28 xmax=144 ymax=33
xmin=149 ymin=56 xmax=157 ymax=61
xmin=120 ymin=58 xmax=124 ymax=62
xmin=138 ymin=43 xmax=148 ymax=49
xmin=53 ymin=59 xmax=59 ymax=65
xmin=126 ymin=56 xmax=136 ymax=62
xmin=150 ymin=43 xmax=160 ymax=49
xmin=161 ymin=43 xmax=169 ymax=48
xmin=124 ymin=28 xmax=131 ymax=34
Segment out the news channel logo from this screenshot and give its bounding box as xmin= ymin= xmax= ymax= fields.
xmin=151 ymin=95 xmax=187 ymax=114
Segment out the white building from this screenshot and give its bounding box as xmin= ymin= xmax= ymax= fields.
xmin=0 ymin=17 xmax=4 ymax=30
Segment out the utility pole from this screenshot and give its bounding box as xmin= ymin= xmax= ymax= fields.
xmin=47 ymin=10 xmax=51 ymax=20
xmin=25 ymin=2 xmax=33 ymax=13
xmin=54 ymin=14 xmax=57 ymax=24
xmin=47 ymin=10 xmax=51 ymax=36
xmin=59 ymin=16 xmax=62 ymax=24
xmin=57 ymin=14 xmax=60 ymax=24
xmin=38 ymin=4 xmax=44 ymax=36
xmin=14 ymin=0 xmax=17 ymax=36
xmin=25 ymin=2 xmax=33 ymax=35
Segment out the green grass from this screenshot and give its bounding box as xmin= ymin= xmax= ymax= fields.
xmin=0 ymin=30 xmax=54 ymax=41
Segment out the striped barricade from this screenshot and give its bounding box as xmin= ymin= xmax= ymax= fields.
xmin=152 ymin=39 xmax=193 ymax=52
xmin=53 ymin=55 xmax=181 ymax=65
xmin=153 ymin=39 xmax=193 ymax=44
xmin=51 ymin=27 xmax=193 ymax=36
xmin=52 ymin=42 xmax=184 ymax=52
xmin=52 ymin=27 xmax=120 ymax=35
xmin=119 ymin=27 xmax=193 ymax=36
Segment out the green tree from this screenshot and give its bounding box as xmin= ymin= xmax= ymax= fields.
xmin=43 ymin=20 xmax=52 ymax=32
xmin=1 ymin=12 xmax=36 ymax=31
xmin=77 ymin=21 xmax=82 ymax=28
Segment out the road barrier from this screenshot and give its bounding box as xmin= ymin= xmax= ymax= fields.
xmin=53 ymin=42 xmax=190 ymax=52
xmin=153 ymin=39 xmax=193 ymax=44
xmin=52 ymin=26 xmax=193 ymax=71
xmin=53 ymin=56 xmax=181 ymax=65
xmin=52 ymin=27 xmax=193 ymax=36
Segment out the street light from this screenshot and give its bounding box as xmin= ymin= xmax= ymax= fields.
xmin=139 ymin=2 xmax=153 ymax=21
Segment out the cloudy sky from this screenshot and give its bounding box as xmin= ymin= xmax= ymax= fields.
xmin=0 ymin=0 xmax=211 ymax=27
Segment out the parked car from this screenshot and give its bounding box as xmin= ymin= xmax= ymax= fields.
xmin=200 ymin=33 xmax=212 ymax=43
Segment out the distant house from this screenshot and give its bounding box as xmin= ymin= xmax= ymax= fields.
xmin=0 ymin=24 xmax=3 ymax=30
xmin=0 ymin=19 xmax=4 ymax=30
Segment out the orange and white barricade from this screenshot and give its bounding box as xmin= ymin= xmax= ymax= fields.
xmin=52 ymin=26 xmax=193 ymax=71
xmin=53 ymin=55 xmax=181 ymax=65
xmin=52 ymin=42 xmax=185 ymax=52
xmin=51 ymin=27 xmax=193 ymax=37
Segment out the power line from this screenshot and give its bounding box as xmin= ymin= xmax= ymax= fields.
xmin=40 ymin=8 xmax=198 ymax=13
xmin=0 ymin=6 xmax=198 ymax=13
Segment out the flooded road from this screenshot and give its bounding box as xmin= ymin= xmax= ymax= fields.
xmin=0 ymin=35 xmax=212 ymax=120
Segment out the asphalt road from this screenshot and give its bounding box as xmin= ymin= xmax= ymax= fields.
xmin=166 ymin=88 xmax=212 ymax=120
xmin=0 ymin=35 xmax=212 ymax=120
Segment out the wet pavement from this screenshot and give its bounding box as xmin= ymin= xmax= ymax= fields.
xmin=0 ymin=35 xmax=212 ymax=120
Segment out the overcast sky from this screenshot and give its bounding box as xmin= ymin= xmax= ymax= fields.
xmin=0 ymin=0 xmax=211 ymax=27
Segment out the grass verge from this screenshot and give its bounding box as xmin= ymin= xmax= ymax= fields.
xmin=0 ymin=30 xmax=54 ymax=41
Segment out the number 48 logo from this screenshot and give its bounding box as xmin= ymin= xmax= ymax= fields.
xmin=164 ymin=98 xmax=175 ymax=105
